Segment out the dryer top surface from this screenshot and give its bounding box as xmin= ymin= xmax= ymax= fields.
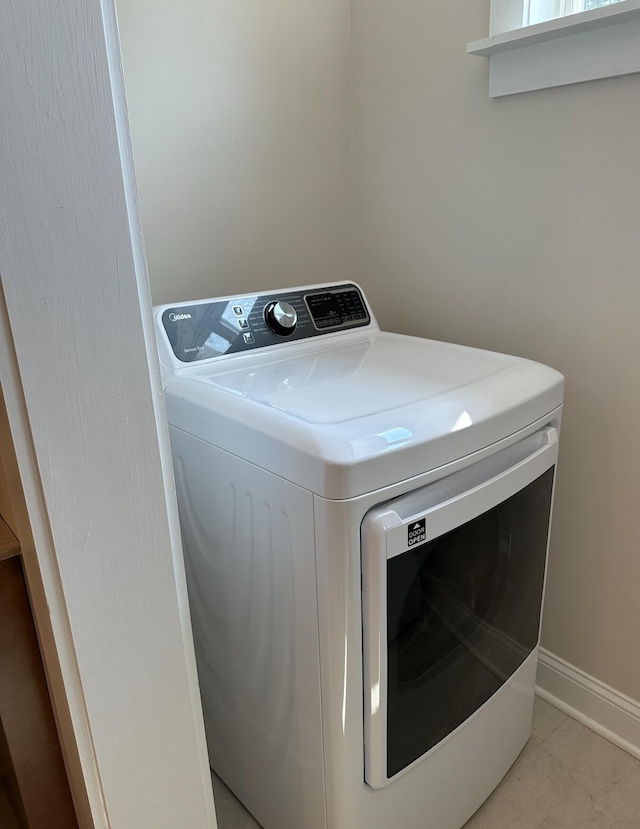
xmin=183 ymin=333 xmax=516 ymax=424
xmin=164 ymin=330 xmax=564 ymax=499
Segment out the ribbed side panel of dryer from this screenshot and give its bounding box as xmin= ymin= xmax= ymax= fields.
xmin=169 ymin=426 xmax=327 ymax=829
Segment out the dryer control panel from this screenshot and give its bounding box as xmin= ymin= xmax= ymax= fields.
xmin=159 ymin=283 xmax=371 ymax=363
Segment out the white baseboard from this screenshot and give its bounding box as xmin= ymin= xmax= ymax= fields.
xmin=536 ymin=648 xmax=640 ymax=761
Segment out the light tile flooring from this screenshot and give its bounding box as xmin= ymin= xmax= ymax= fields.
xmin=211 ymin=697 xmax=640 ymax=828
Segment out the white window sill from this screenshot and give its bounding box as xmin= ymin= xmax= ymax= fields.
xmin=467 ymin=0 xmax=640 ymax=96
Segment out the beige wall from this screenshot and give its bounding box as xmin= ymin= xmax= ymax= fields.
xmin=116 ymin=0 xmax=353 ymax=305
xmin=352 ymin=1 xmax=640 ymax=700
xmin=118 ymin=0 xmax=640 ymax=703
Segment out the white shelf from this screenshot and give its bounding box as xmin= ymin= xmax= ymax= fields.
xmin=468 ymin=0 xmax=640 ymax=96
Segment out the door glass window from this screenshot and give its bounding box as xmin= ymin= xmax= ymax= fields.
xmin=386 ymin=467 xmax=554 ymax=779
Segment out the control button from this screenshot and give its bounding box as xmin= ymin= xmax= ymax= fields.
xmin=242 ymin=332 xmax=255 ymax=344
xmin=233 ymin=305 xmax=243 ymax=316
xmin=318 ymin=316 xmax=340 ymax=328
xmin=237 ymin=318 xmax=249 ymax=329
xmin=264 ymin=301 xmax=298 ymax=336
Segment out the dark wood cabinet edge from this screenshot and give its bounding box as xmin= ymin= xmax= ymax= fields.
xmin=0 ymin=516 xmax=20 ymax=563
xmin=0 ymin=515 xmax=79 ymax=829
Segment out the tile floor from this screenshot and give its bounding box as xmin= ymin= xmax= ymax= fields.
xmin=211 ymin=697 xmax=640 ymax=828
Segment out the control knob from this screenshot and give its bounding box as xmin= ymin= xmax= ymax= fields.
xmin=264 ymin=301 xmax=297 ymax=336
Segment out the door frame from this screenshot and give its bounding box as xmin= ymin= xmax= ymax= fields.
xmin=0 ymin=2 xmax=217 ymax=827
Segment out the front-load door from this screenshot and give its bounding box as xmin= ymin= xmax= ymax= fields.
xmin=361 ymin=425 xmax=558 ymax=789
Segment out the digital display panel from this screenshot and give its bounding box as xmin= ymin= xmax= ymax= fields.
xmin=305 ymin=292 xmax=343 ymax=329
xmin=305 ymin=288 xmax=368 ymax=330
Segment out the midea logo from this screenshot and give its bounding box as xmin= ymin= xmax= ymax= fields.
xmin=169 ymin=312 xmax=192 ymax=322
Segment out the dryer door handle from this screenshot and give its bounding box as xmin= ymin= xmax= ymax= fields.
xmin=415 ymin=429 xmax=557 ymax=549
xmin=381 ymin=424 xmax=559 ymax=561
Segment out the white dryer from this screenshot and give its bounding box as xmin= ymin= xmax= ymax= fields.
xmin=154 ymin=283 xmax=563 ymax=829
